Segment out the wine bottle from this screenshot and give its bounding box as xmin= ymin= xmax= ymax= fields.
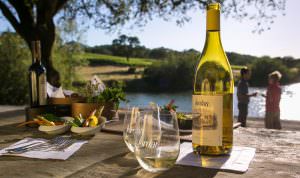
xmin=29 ymin=41 xmax=47 ymax=106
xmin=192 ymin=3 xmax=233 ymax=155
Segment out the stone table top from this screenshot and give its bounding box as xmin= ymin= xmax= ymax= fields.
xmin=0 ymin=112 xmax=299 ymax=178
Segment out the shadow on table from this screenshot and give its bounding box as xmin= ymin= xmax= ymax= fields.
xmin=109 ymin=153 xmax=220 ymax=178
xmin=0 ymin=110 xmax=25 ymax=119
xmin=0 ymin=123 xmax=36 ymax=145
xmin=0 ymin=122 xmax=44 ymax=134
xmin=69 ymin=152 xmax=221 ymax=178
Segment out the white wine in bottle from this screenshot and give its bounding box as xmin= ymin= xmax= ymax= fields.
xmin=192 ymin=3 xmax=233 ymax=155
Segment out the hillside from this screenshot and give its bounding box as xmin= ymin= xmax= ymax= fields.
xmin=76 ymin=53 xmax=245 ymax=87
xmin=78 ymin=53 xmax=156 ymax=67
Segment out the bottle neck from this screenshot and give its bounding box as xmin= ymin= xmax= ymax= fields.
xmin=203 ymin=30 xmax=223 ymax=53
xmin=206 ymin=4 xmax=220 ymax=31
xmin=202 ymin=3 xmax=223 ymax=57
xmin=31 ymin=41 xmax=41 ymax=64
xmin=32 ymin=53 xmax=39 ymax=64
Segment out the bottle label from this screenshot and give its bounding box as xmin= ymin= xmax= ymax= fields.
xmin=30 ymin=72 xmax=38 ymax=105
xmin=38 ymin=74 xmax=47 ymax=105
xmin=192 ymin=95 xmax=223 ymax=146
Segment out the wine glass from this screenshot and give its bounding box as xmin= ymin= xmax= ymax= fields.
xmin=123 ymin=106 xmax=140 ymax=152
xmin=134 ymin=108 xmax=180 ymax=172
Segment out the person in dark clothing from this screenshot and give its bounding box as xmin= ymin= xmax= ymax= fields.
xmin=237 ymin=68 xmax=257 ymax=127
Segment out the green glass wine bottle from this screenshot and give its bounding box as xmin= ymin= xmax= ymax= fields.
xmin=192 ymin=3 xmax=234 ymax=155
xmin=29 ymin=41 xmax=47 ymax=107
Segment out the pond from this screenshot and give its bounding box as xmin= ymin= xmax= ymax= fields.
xmin=121 ymin=83 xmax=300 ymax=121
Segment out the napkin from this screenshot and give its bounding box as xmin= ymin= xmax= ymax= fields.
xmin=0 ymin=137 xmax=88 ymax=160
xmin=47 ymin=82 xmax=65 ymax=98
xmin=176 ymin=142 xmax=256 ymax=173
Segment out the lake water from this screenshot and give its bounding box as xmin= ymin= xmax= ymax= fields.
xmin=121 ymin=82 xmax=300 ymax=121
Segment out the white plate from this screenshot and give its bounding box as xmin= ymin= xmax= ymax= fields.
xmin=39 ymin=125 xmax=71 ymax=135
xmin=71 ymin=117 xmax=106 ymax=136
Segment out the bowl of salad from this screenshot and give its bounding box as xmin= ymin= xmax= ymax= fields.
xmin=69 ymin=107 xmax=106 ymax=136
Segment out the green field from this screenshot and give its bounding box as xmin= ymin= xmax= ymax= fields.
xmin=79 ymin=52 xmax=245 ymax=69
xmin=78 ymin=53 xmax=156 ymax=67
xmin=75 ymin=53 xmax=245 ymax=88
xmin=231 ymin=65 xmax=246 ymax=70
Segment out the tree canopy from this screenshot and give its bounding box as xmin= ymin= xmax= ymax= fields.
xmin=112 ymin=34 xmax=140 ymax=61
xmin=0 ymin=0 xmax=287 ymax=87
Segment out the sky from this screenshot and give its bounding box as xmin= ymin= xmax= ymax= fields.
xmin=1 ymin=0 xmax=299 ymax=58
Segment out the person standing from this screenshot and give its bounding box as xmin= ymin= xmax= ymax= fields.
xmin=262 ymin=71 xmax=282 ymax=129
xmin=237 ymin=68 xmax=257 ymax=127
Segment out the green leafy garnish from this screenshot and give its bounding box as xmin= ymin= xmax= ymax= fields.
xmin=42 ymin=114 xmax=64 ymax=122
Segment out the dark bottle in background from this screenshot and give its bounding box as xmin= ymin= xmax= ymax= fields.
xmin=29 ymin=41 xmax=47 ymax=107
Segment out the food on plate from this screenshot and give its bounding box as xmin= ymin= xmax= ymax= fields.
xmin=68 ymin=106 xmax=104 ymax=127
xmin=162 ymin=100 xmax=193 ymax=130
xmin=17 ymin=114 xmax=65 ymax=127
xmin=162 ymin=99 xmax=177 ymax=112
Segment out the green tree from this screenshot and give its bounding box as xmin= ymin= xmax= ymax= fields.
xmin=52 ymin=38 xmax=87 ymax=89
xmin=143 ymin=52 xmax=198 ymax=91
xmin=0 ymin=31 xmax=86 ymax=104
xmin=0 ymin=32 xmax=30 ymax=104
xmin=0 ymin=0 xmax=286 ymax=86
xmin=149 ymin=47 xmax=169 ymax=60
xmin=250 ymin=57 xmax=295 ymax=86
xmin=112 ymin=35 xmax=140 ymax=61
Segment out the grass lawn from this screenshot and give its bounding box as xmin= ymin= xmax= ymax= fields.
xmin=75 ymin=53 xmax=245 ymax=83
xmin=78 ymin=52 xmax=245 ymax=69
xmin=77 ymin=53 xmax=156 ymax=67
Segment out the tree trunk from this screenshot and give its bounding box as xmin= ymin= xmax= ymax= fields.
xmin=0 ymin=0 xmax=67 ymax=88
xmin=126 ymin=47 xmax=130 ymax=61
xmin=39 ymin=19 xmax=61 ymax=87
xmin=23 ymin=20 xmax=61 ymax=88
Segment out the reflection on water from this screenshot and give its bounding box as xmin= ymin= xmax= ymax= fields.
xmin=121 ymin=83 xmax=300 ymax=121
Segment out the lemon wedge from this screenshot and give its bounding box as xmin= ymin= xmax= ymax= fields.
xmin=88 ymin=115 xmax=98 ymax=127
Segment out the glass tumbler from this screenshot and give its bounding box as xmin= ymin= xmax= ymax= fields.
xmin=134 ymin=109 xmax=180 ymax=172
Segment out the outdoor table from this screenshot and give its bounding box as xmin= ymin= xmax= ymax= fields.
xmin=0 ymin=110 xmax=299 ymax=178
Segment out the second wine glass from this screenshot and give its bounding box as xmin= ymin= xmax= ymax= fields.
xmin=123 ymin=107 xmax=140 ymax=152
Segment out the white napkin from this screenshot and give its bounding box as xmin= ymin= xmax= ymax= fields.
xmin=0 ymin=138 xmax=88 ymax=160
xmin=176 ymin=142 xmax=256 ymax=173
xmin=47 ymin=83 xmax=65 ymax=98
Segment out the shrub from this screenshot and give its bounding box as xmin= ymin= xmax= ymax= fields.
xmin=0 ymin=32 xmax=86 ymax=105
xmin=143 ymin=53 xmax=198 ymax=91
xmin=0 ymin=32 xmax=31 ymax=105
xmin=250 ymin=57 xmax=297 ymax=86
xmin=52 ymin=38 xmax=87 ymax=89
xmin=127 ymin=67 xmax=136 ymax=74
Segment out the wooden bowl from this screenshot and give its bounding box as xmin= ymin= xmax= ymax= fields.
xmin=48 ymin=97 xmax=85 ymax=105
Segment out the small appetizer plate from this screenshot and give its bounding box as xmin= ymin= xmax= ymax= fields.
xmin=71 ymin=116 xmax=106 ymax=136
xmin=39 ymin=124 xmax=71 ymax=135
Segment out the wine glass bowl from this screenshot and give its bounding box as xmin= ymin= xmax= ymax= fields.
xmin=134 ymin=109 xmax=180 ymax=172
